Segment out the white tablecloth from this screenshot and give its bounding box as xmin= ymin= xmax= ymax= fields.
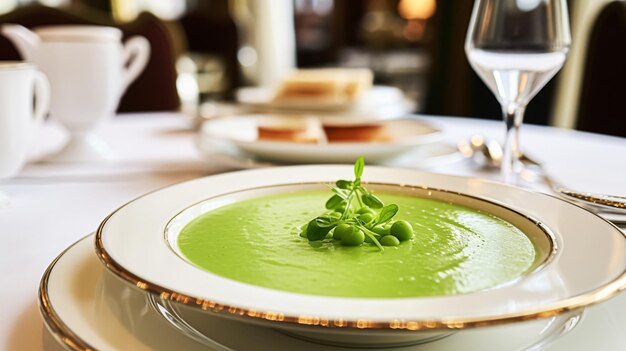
xmin=1 ymin=112 xmax=626 ymax=351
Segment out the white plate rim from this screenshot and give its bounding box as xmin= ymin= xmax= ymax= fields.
xmin=40 ymin=234 xmax=94 ymax=351
xmin=95 ymin=166 xmax=626 ymax=331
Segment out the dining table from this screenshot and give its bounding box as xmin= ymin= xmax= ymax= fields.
xmin=1 ymin=111 xmax=626 ymax=351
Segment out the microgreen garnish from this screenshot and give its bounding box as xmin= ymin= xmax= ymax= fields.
xmin=298 ymin=156 xmax=414 ymax=251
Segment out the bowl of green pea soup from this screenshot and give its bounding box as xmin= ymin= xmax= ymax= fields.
xmin=96 ymin=159 xmax=626 ymax=347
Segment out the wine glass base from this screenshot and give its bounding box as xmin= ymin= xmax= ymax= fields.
xmin=45 ymin=134 xmax=116 ymax=163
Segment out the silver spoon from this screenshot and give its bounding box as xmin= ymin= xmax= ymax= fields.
xmin=459 ymin=135 xmax=626 ymax=216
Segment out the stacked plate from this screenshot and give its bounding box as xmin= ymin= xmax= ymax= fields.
xmin=196 ymin=115 xmax=464 ymax=169
xmin=198 ymin=84 xmax=462 ymax=169
xmin=40 ymin=165 xmax=626 ymax=350
xmin=235 ymin=85 xmax=413 ymax=119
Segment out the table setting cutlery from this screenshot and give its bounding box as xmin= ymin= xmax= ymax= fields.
xmin=520 ymin=156 xmax=626 ymax=218
xmin=459 ymin=135 xmax=626 ymax=226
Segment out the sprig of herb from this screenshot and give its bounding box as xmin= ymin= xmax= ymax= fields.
xmin=299 ymin=156 xmax=414 ymax=251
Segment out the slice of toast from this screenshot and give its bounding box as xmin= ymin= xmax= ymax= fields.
xmin=257 ymin=117 xmax=323 ymax=143
xmin=322 ymin=123 xmax=390 ymax=143
xmin=271 ymin=68 xmax=373 ymax=106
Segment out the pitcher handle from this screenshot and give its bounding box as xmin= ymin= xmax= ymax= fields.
xmin=32 ymin=71 xmax=50 ymax=125
xmin=121 ymin=36 xmax=150 ymax=93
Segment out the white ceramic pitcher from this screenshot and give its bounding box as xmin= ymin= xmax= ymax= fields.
xmin=1 ymin=24 xmax=150 ymax=162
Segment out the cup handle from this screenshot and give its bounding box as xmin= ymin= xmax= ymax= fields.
xmin=121 ymin=36 xmax=151 ymax=93
xmin=32 ymin=71 xmax=50 ymax=126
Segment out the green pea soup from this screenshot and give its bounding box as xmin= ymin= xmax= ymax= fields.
xmin=176 ymin=186 xmax=550 ymax=298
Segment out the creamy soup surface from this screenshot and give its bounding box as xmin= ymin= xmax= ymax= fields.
xmin=177 ymin=190 xmax=537 ymax=298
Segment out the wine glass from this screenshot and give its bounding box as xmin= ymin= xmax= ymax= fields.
xmin=465 ymin=0 xmax=571 ymax=183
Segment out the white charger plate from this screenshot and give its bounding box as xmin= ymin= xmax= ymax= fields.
xmin=95 ymin=166 xmax=626 ymax=337
xmin=41 ymin=234 xmax=587 ymax=351
xmin=236 ymin=85 xmax=411 ymax=118
xmin=200 ymin=116 xmax=443 ymax=163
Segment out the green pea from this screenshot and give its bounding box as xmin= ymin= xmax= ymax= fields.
xmin=380 ymin=235 xmax=400 ymax=246
xmin=356 ymin=207 xmax=376 ymax=215
xmin=336 ymin=204 xmax=346 ymax=213
xmin=333 ymin=223 xmax=352 ymax=241
xmin=358 ymin=212 xmax=376 ymax=225
xmin=341 ymin=227 xmax=365 ymax=246
xmin=390 ymin=220 xmax=413 ymax=241
xmin=371 ymin=224 xmax=390 ymax=236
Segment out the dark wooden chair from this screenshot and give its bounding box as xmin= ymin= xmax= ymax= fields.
xmin=178 ymin=1 xmax=241 ymax=99
xmin=576 ymin=1 xmax=626 ymax=137
xmin=0 ymin=5 xmax=181 ymax=112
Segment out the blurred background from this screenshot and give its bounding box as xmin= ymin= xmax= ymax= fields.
xmin=0 ymin=0 xmax=623 ymax=136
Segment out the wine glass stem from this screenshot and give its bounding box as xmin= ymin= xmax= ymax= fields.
xmin=501 ymin=103 xmax=525 ymax=184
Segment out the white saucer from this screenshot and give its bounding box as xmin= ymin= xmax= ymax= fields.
xmin=41 ymin=235 xmax=598 ymax=351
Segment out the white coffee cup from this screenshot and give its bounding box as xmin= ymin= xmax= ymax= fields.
xmin=2 ymin=25 xmax=151 ymax=162
xmin=0 ymin=62 xmax=50 ymax=179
